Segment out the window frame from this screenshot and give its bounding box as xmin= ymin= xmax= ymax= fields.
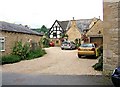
xmin=0 ymin=37 xmax=5 ymax=52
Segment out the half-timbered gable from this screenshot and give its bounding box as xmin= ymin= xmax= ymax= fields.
xmin=48 ymin=20 xmax=69 ymax=39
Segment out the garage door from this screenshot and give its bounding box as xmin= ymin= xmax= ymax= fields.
xmin=90 ymin=37 xmax=103 ymax=46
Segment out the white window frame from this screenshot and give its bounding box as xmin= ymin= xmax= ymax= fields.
xmin=0 ymin=37 xmax=5 ymax=51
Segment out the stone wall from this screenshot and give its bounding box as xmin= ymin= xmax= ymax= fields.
xmin=0 ymin=31 xmax=42 ymax=55
xmin=50 ymin=38 xmax=61 ymax=46
xmin=103 ymin=0 xmax=120 ymax=74
xmin=86 ymin=20 xmax=103 ymax=36
xmin=66 ymin=20 xmax=81 ymax=42
xmin=118 ymin=1 xmax=120 ymax=67
xmin=86 ymin=20 xmax=103 ymax=46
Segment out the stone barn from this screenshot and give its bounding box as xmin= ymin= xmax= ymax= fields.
xmin=0 ymin=21 xmax=43 ymax=55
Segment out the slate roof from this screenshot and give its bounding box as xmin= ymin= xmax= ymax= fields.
xmin=76 ymin=19 xmax=93 ymax=32
xmin=0 ymin=21 xmax=43 ymax=36
xmin=57 ymin=20 xmax=69 ymax=31
xmin=56 ymin=18 xmax=96 ymax=33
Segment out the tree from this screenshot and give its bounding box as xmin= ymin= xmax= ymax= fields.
xmin=40 ymin=25 xmax=48 ymax=34
xmin=31 ymin=28 xmax=41 ymax=33
xmin=32 ymin=25 xmax=48 ymax=36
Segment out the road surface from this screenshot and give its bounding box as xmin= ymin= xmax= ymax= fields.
xmin=1 ymin=47 xmax=113 ymax=85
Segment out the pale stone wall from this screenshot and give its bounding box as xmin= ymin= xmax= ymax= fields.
xmin=66 ymin=20 xmax=81 ymax=42
xmin=89 ymin=17 xmax=99 ymax=29
xmin=50 ymin=38 xmax=61 ymax=46
xmin=118 ymin=1 xmax=120 ymax=67
xmin=86 ymin=20 xmax=103 ymax=46
xmin=103 ymin=0 xmax=120 ymax=74
xmin=0 ymin=31 xmax=42 ymax=55
xmin=86 ymin=20 xmax=103 ymax=36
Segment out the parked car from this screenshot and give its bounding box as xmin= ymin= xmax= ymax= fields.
xmin=111 ymin=66 xmax=120 ymax=87
xmin=61 ymin=41 xmax=76 ymax=50
xmin=77 ymin=43 xmax=96 ymax=58
xmin=49 ymin=41 xmax=55 ymax=47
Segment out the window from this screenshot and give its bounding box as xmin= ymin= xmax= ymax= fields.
xmin=0 ymin=37 xmax=5 ymax=51
xmin=56 ymin=40 xmax=59 ymax=44
xmin=53 ymin=33 xmax=57 ymax=38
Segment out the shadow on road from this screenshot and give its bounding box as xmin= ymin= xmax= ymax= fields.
xmin=2 ymin=72 xmax=113 ymax=86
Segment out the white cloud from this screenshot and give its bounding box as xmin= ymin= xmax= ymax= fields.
xmin=0 ymin=0 xmax=103 ymax=28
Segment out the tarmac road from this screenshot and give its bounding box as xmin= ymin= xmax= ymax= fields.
xmin=2 ymin=72 xmax=113 ymax=85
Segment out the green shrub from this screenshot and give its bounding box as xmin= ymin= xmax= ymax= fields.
xmin=12 ymin=41 xmax=23 ymax=56
xmin=12 ymin=41 xmax=30 ymax=60
xmin=30 ymin=41 xmax=39 ymax=51
xmin=74 ymin=38 xmax=81 ymax=48
xmin=95 ymin=45 xmax=103 ymax=57
xmin=21 ymin=42 xmax=30 ymax=59
xmin=1 ymin=40 xmax=47 ymax=64
xmin=75 ymin=43 xmax=80 ymax=48
xmin=26 ymin=48 xmax=46 ymax=60
xmin=40 ymin=37 xmax=50 ymax=48
xmin=92 ymin=54 xmax=103 ymax=71
xmin=61 ymin=34 xmax=68 ymax=38
xmin=99 ymin=45 xmax=103 ymax=53
xmin=1 ymin=55 xmax=21 ymax=65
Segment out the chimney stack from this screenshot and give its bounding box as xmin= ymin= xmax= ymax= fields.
xmin=99 ymin=16 xmax=100 ymax=19
xmin=73 ymin=17 xmax=74 ymax=20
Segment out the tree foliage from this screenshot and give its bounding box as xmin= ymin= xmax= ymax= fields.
xmin=32 ymin=25 xmax=48 ymax=36
xmin=40 ymin=25 xmax=48 ymax=33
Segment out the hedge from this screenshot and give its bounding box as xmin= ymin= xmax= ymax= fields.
xmin=0 ymin=55 xmax=21 ymax=65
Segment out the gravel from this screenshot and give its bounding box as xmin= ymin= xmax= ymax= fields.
xmin=2 ymin=47 xmax=102 ymax=75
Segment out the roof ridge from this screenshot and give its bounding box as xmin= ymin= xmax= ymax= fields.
xmin=0 ymin=21 xmax=43 ymax=36
xmin=58 ymin=20 xmax=69 ymax=22
xmin=57 ymin=17 xmax=99 ymax=22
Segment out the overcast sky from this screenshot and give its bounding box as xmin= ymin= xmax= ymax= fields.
xmin=0 ymin=0 xmax=103 ymax=28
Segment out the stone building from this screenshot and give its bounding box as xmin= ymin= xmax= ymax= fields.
xmin=48 ymin=18 xmax=99 ymax=46
xmin=66 ymin=17 xmax=101 ymax=42
xmin=86 ymin=19 xmax=103 ymax=46
xmin=65 ymin=18 xmax=82 ymax=42
xmin=103 ymin=0 xmax=120 ymax=74
xmin=0 ymin=21 xmax=43 ymax=55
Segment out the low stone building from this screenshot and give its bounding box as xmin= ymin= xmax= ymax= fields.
xmin=86 ymin=19 xmax=103 ymax=46
xmin=0 ymin=21 xmax=43 ymax=55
